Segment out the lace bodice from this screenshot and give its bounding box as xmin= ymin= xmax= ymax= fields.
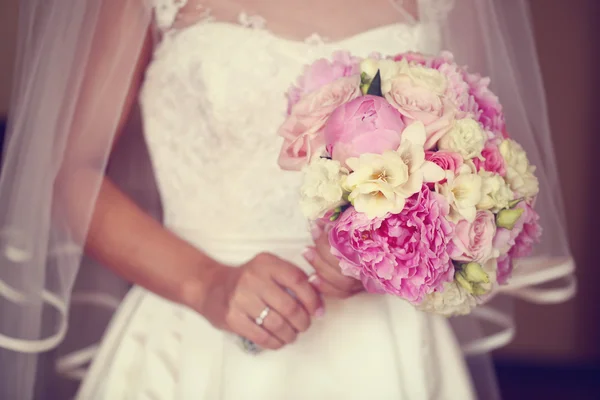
xmin=140 ymin=5 xmax=444 ymax=244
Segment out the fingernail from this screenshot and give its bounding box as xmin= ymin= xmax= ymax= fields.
xmin=302 ymin=247 xmax=315 ymax=262
xmin=315 ymin=307 xmax=326 ymax=319
xmin=308 ymin=274 xmax=321 ymax=286
xmin=310 ymin=225 xmax=322 ymax=240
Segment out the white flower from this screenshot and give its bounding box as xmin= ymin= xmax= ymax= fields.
xmin=418 ymin=281 xmax=477 ymax=316
xmin=360 ymin=58 xmax=447 ymax=96
xmin=418 ymin=258 xmax=498 ymax=316
xmin=477 ymin=171 xmax=514 ymax=212
xmin=345 ymin=122 xmax=444 ymax=218
xmin=436 ymin=164 xmax=482 ymax=223
xmin=438 ymin=118 xmax=486 ymax=160
xmin=299 ymin=158 xmax=348 ymax=220
xmin=499 ymin=139 xmax=539 ymax=199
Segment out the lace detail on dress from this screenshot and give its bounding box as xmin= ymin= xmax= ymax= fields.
xmin=238 ymin=12 xmax=266 ymax=30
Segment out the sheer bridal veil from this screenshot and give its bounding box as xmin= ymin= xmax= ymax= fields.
xmin=0 ymin=0 xmax=575 ymax=398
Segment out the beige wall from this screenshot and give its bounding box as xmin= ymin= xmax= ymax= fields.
xmin=0 ymin=0 xmax=597 ymax=363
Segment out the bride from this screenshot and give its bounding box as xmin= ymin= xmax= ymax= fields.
xmin=0 ymin=0 xmax=576 ymax=399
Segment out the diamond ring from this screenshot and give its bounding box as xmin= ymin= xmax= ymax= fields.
xmin=255 ymin=306 xmax=270 ymax=326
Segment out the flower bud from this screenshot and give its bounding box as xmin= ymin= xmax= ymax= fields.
xmin=463 ymin=262 xmax=490 ymax=284
xmin=496 ymin=208 xmax=524 ymax=230
xmin=360 ymin=59 xmax=379 ymax=80
xmin=455 ymin=271 xmax=473 ymax=294
xmin=472 ymin=283 xmax=491 ymax=296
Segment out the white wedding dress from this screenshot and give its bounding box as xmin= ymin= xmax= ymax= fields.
xmin=76 ymin=4 xmax=475 ymax=399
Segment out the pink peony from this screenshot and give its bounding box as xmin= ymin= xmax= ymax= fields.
xmin=451 ymin=210 xmax=497 ymax=264
xmin=286 ymin=51 xmax=360 ymax=114
xmin=493 ymin=201 xmax=541 ymax=257
xmin=328 ymin=186 xmax=456 ymax=304
xmin=385 ymin=75 xmax=457 ymax=150
xmin=473 ymin=141 xmax=507 ymax=176
xmin=392 ymin=51 xmax=429 ymax=65
xmin=510 ymin=205 xmax=542 ymax=258
xmin=277 ymin=76 xmax=361 ymax=171
xmin=464 ymin=73 xmax=505 ymax=136
xmin=496 ymin=255 xmax=513 ymax=285
xmin=425 ymin=150 xmax=463 ymax=176
xmin=324 ymin=95 xmax=405 ymax=165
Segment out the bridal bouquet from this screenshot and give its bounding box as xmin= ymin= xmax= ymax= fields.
xmin=277 ymin=51 xmax=541 ymax=316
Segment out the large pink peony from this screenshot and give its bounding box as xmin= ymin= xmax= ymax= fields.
xmin=277 ymin=76 xmax=361 ymax=171
xmin=324 ymin=95 xmax=405 ymax=165
xmin=286 ymin=51 xmax=360 ymax=114
xmin=329 ymin=186 xmax=456 ymax=304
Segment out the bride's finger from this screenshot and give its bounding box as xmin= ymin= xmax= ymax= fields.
xmin=308 ymin=274 xmax=357 ymax=299
xmin=261 ymin=282 xmax=312 ymax=333
xmin=304 ymin=247 xmax=362 ymax=293
xmin=313 ymin=232 xmax=345 ymax=268
xmin=243 ymin=295 xmax=298 ymax=345
xmin=228 ymin=308 xmax=283 ymax=350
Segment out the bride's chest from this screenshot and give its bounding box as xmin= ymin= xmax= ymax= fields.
xmin=140 ymin=22 xmax=436 ymax=133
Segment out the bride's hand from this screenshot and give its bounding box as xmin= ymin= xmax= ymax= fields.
xmin=193 ymin=253 xmax=324 ymax=350
xmin=303 ymin=226 xmax=365 ymax=299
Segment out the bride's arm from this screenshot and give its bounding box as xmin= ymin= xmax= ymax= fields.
xmin=56 ymin=27 xmax=322 ymax=350
xmin=55 ymin=29 xmax=215 ymax=308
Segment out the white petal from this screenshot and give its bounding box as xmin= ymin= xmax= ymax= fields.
xmin=345 ymin=157 xmax=360 ymax=172
xmin=460 ymin=206 xmax=477 ymax=223
xmin=422 ymin=161 xmax=445 ymax=183
xmin=400 ymin=122 xmax=427 ymax=147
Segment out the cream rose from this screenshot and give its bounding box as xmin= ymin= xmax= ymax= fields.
xmin=477 ymin=171 xmax=514 ymax=212
xmin=499 ymin=139 xmax=539 ymax=199
xmin=438 ymin=118 xmax=486 ymax=160
xmin=300 ymin=158 xmax=348 ymax=220
xmin=360 ymin=59 xmax=448 ymax=96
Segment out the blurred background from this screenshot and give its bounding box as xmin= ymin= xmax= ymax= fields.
xmin=0 ymin=0 xmax=598 ymax=398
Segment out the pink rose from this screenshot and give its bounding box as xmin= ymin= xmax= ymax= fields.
xmin=496 ymin=255 xmax=513 ymax=285
xmin=493 ymin=201 xmax=541 ymax=257
xmin=425 ymin=150 xmax=463 ymax=176
xmin=277 ymin=76 xmax=361 ymax=171
xmin=286 ymin=51 xmax=360 ymax=114
xmin=324 ymin=95 xmax=405 ymax=165
xmin=473 ymin=141 xmax=507 ymax=176
xmin=329 ymin=186 xmax=455 ymax=304
xmin=385 ymin=75 xmax=457 ymax=150
xmin=451 ymin=210 xmax=497 ymax=264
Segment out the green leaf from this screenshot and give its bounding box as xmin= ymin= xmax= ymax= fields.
xmin=508 ymin=198 xmax=524 ymax=208
xmin=366 ymin=70 xmax=383 ymax=97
